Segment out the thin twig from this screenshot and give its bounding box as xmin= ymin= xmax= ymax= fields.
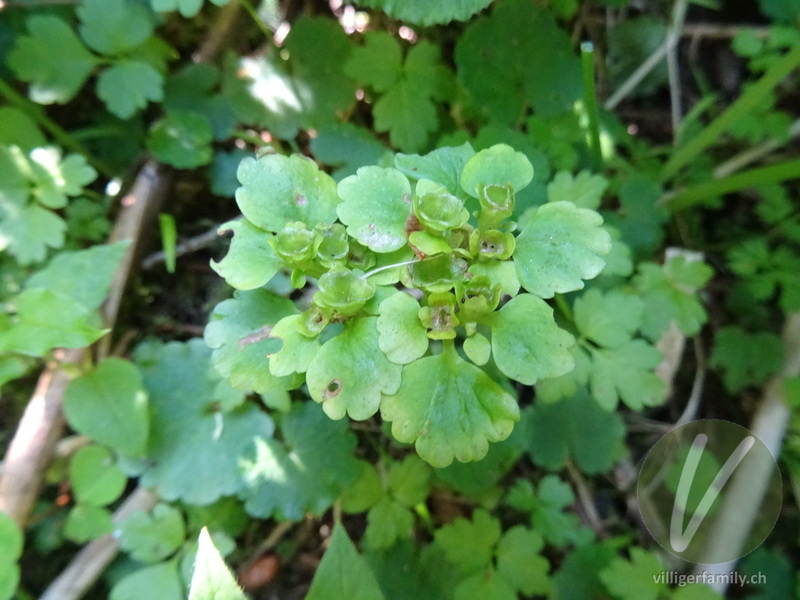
xmin=666 ymin=0 xmax=689 ymax=137
xmin=141 ymin=220 xmax=230 ymax=270
xmin=39 ymin=488 xmax=158 ymax=600
xmin=713 ymin=117 xmax=800 ymax=178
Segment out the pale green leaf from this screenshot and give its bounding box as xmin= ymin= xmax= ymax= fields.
xmin=204 ymin=289 xmax=296 ymax=394
xmin=210 ymin=219 xmax=281 ymax=290
xmin=573 ymin=288 xmax=643 ymax=348
xmin=235 ymin=153 xmax=339 ymax=232
xmin=78 ymin=0 xmax=154 ymax=55
xmin=188 ymin=528 xmax=248 ymax=600
xmin=26 ymin=242 xmax=128 ymax=310
xmin=306 ymin=525 xmax=386 ymax=600
xmin=547 ymin=171 xmax=607 ymax=209
xmin=388 ymin=454 xmax=432 ymax=507
xmin=454 ymin=572 xmax=516 ymax=600
xmin=340 ymin=461 xmax=385 ymax=513
xmin=395 ymin=143 xmax=475 ymax=198
xmin=364 ymin=498 xmax=413 ymax=550
xmin=0 ymin=289 xmax=105 ymax=356
xmin=490 ymin=294 xmax=575 ymax=385
xmin=97 ymin=61 xmax=164 ymax=119
xmin=27 ymin=147 xmax=97 ymax=208
xmin=8 ymin=16 xmax=98 ymax=104
xmin=514 ymin=201 xmax=611 ymax=298
xmin=380 ymin=345 xmax=519 ymax=467
xmin=306 ymin=317 xmax=402 ymax=420
xmin=0 ymin=204 xmax=66 ymax=265
xmin=589 ymin=340 xmax=665 ymax=411
xmin=0 ymin=513 xmax=23 ymax=562
xmin=464 ymin=332 xmax=491 ymax=366
xmin=337 ymin=166 xmax=412 ymax=253
xmin=434 ymin=509 xmax=499 ymax=575
xmin=267 ymin=314 xmax=321 ymax=376
xmin=70 ymin=445 xmax=127 ymax=506
xmin=460 ymin=144 xmax=534 ymax=198
xmin=119 ymin=504 xmax=185 ymax=563
xmin=64 ymin=358 xmax=149 ymax=458
xmin=468 ymin=261 xmax=520 ymax=297
xmin=599 ymin=548 xmax=665 ymax=600
xmin=377 ymin=291 xmax=428 ymax=364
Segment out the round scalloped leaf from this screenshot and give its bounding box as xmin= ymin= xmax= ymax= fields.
xmin=204 ymin=290 xmax=297 ymax=394
xmin=306 ymin=317 xmax=402 ymax=420
xmin=377 ymin=291 xmax=429 ymax=364
xmin=148 ymin=111 xmax=213 ymax=169
xmin=210 ymin=219 xmax=281 ymax=290
xmin=464 ymin=332 xmax=491 ymax=366
xmin=70 ymin=445 xmax=127 ymax=507
xmin=380 ymin=345 xmax=519 ymax=467
xmin=514 ymin=201 xmax=611 ymax=298
xmin=490 ymin=294 xmax=575 ymax=385
xmin=236 ymin=154 xmax=339 ymax=233
xmin=268 ymin=314 xmax=321 ymax=377
xmin=357 ymin=0 xmax=494 ymax=26
xmin=337 ymin=166 xmax=412 ymax=253
xmin=460 ymin=144 xmax=534 ymax=198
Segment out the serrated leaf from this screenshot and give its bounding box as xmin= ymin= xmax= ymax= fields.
xmin=525 ymin=390 xmax=624 ymax=474
xmin=388 ymin=454 xmax=431 ymax=506
xmin=377 ymin=291 xmax=428 ymax=364
xmin=70 ymin=445 xmax=127 ymax=506
xmin=267 ymin=314 xmax=321 ymax=376
xmin=460 ymin=144 xmax=534 ymax=198
xmin=120 ymin=504 xmax=185 ymax=563
xmin=97 ymin=61 xmax=163 ymax=119
xmin=490 ymin=293 xmax=575 ymax=385
xmin=496 ymin=526 xmax=550 ymax=596
xmin=547 ymin=171 xmax=607 ymax=209
xmin=381 ymin=345 xmax=519 ymax=467
xmin=240 ymin=402 xmax=359 ymax=519
xmin=551 ymin=542 xmax=617 ymax=600
xmin=434 ymin=509 xmax=499 ymax=575
xmin=454 ymin=572 xmax=516 ymax=600
xmin=514 ymin=201 xmax=611 ymax=298
xmin=27 ymin=147 xmax=97 ymax=208
xmin=598 ymin=548 xmax=665 ymax=600
xmin=204 ymin=289 xmax=296 ymax=394
xmin=26 ymin=242 xmax=128 ymax=310
xmin=64 ymin=505 xmax=113 ymax=543
xmin=337 ymin=166 xmax=412 ymax=252
xmin=210 ymin=219 xmax=281 ymax=290
xmin=110 ymin=561 xmax=184 ymax=600
xmin=374 ymin=79 xmax=437 ymax=153
xmin=306 ymin=317 xmax=402 ymax=420
xmin=455 ymin=0 xmax=581 ymax=123
xmin=345 ymin=31 xmax=402 ymax=92
xmin=236 ymin=153 xmax=339 ymax=232
xmin=64 ymin=358 xmax=149 ymax=458
xmin=0 ymin=203 xmax=66 ymax=265
xmin=589 ymin=340 xmax=665 ymax=411
xmin=0 ymin=288 xmax=105 ymax=356
xmin=573 ymin=288 xmax=643 ymax=348
xmin=188 ymin=528 xmax=248 ymax=600
xmin=152 ymin=0 xmax=228 ymax=17
xmin=149 ymin=111 xmax=213 ymax=169
xmin=358 ymin=0 xmax=493 ymax=25
xmin=8 ymin=16 xmax=98 ymax=104
xmin=136 ymin=340 xmax=275 ymax=504
xmin=78 ymin=0 xmax=154 ymax=56
xmin=635 ymin=257 xmax=712 ymax=340
xmin=306 ymin=525 xmax=386 ymax=600
xmin=364 ymin=498 xmax=414 ymax=550
xmin=395 ymin=143 xmax=476 ymax=198
xmin=708 ymin=327 xmax=784 ymax=392
xmin=341 ymin=461 xmax=385 ymax=513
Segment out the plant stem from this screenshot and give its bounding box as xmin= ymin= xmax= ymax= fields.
xmin=662 ymin=43 xmax=800 ymax=181
xmin=0 ymin=79 xmax=115 ymax=178
xmin=239 ymin=0 xmax=275 ymax=42
xmin=581 ymin=42 xmax=603 ymax=171
xmin=364 ymin=258 xmax=421 ymax=278
xmin=661 ymin=157 xmax=800 ymax=211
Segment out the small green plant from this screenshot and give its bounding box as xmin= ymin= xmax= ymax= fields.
xmin=207 ymin=142 xmax=612 ymax=467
